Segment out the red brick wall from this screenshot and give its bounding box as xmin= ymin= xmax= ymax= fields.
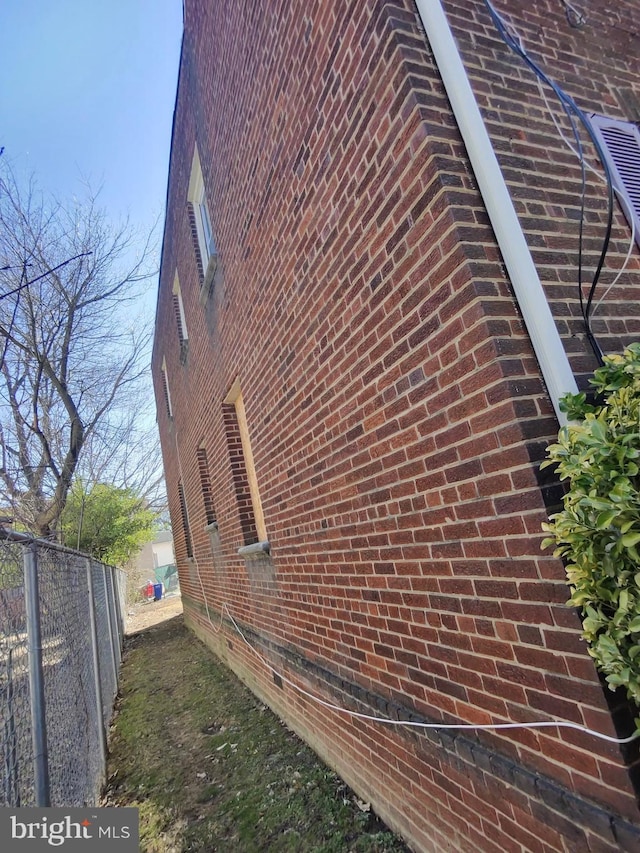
xmin=153 ymin=1 xmax=640 ymax=850
xmin=444 ymin=0 xmax=640 ymax=381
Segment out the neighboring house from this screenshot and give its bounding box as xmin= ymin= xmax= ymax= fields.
xmin=152 ymin=2 xmax=640 ymax=850
xmin=131 ymin=531 xmax=176 ymax=591
xmin=153 ymin=532 xmax=175 ymax=571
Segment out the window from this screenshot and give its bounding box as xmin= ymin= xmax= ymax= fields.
xmin=160 ymin=357 xmax=173 ymax=419
xmin=187 ymin=145 xmax=218 ymax=298
xmin=197 ymin=446 xmax=216 ymax=527
xmin=172 ymin=272 xmax=189 ymax=364
xmin=588 ymin=114 xmax=640 ymax=248
xmin=178 ymin=482 xmax=193 ymax=559
xmin=223 ymin=379 xmax=268 ymax=547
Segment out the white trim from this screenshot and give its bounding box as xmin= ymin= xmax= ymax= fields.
xmin=414 ymin=0 xmax=578 ymax=425
xmin=224 ymin=379 xmax=268 ymax=543
xmin=187 ymin=145 xmax=216 ymax=269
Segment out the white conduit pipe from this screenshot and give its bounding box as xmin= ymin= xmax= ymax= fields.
xmin=414 ymin=0 xmax=578 ymax=426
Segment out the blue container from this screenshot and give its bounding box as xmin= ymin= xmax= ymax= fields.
xmin=153 ymin=583 xmax=163 ymax=601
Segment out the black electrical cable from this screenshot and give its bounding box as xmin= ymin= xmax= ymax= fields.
xmin=0 ymin=251 xmax=92 ymax=301
xmin=0 ymin=263 xmax=32 ymax=272
xmin=484 ymin=0 xmax=610 ymax=363
xmin=482 ymin=0 xmax=614 ymax=365
xmin=0 ymin=263 xmax=26 ymax=373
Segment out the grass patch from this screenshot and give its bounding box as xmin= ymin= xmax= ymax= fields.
xmin=103 ymin=615 xmax=409 ymax=852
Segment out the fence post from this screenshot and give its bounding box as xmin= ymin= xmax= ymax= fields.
xmin=23 ymin=541 xmax=50 ymax=807
xmin=102 ymin=567 xmax=118 ymax=692
xmin=106 ymin=566 xmax=121 ymax=669
xmin=4 ymin=649 xmax=19 ymax=806
xmin=85 ymin=559 xmax=107 ymax=775
xmin=111 ymin=567 xmax=124 ymax=645
xmin=118 ymin=569 xmax=127 ymax=640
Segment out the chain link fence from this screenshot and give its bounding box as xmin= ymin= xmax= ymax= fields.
xmin=0 ymin=529 xmax=125 ymax=807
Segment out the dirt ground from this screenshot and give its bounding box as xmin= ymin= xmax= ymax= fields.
xmin=125 ymin=593 xmax=184 ymax=634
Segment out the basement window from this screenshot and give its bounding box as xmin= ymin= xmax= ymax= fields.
xmin=588 ymin=114 xmax=640 ymax=248
xmin=187 ymin=145 xmax=218 ymax=301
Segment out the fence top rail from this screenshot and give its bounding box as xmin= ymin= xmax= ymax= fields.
xmin=0 ymin=527 xmax=121 ymax=569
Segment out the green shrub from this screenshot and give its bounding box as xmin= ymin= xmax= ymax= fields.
xmin=541 ymin=344 xmax=640 ymax=718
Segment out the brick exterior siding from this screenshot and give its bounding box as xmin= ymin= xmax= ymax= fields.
xmin=152 ymin=2 xmax=640 ymax=850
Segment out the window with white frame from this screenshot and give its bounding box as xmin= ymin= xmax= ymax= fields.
xmin=187 ymin=145 xmax=217 ymax=297
xmin=172 ymin=271 xmax=189 ymax=363
xmin=588 ymin=114 xmax=640 ymax=248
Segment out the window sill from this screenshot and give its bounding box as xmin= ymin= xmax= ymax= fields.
xmin=204 ymin=521 xmax=218 ymax=533
xmin=237 ymin=540 xmax=270 ymax=557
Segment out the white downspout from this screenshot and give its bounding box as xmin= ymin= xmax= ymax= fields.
xmin=414 ymin=0 xmax=578 ymax=426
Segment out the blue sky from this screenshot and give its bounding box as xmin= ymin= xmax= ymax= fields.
xmin=0 ymin=0 xmax=182 ymax=238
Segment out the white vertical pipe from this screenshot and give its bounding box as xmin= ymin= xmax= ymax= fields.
xmin=414 ymin=0 xmax=578 ymax=425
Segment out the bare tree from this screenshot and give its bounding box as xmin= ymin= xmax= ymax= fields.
xmin=76 ymin=414 xmax=168 ymax=517
xmin=0 ymin=167 xmax=156 ymax=537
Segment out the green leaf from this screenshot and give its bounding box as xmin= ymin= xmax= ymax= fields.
xmin=622 ymin=531 xmax=640 ymax=548
xmin=583 ymin=614 xmax=606 ymax=635
xmin=618 ymin=589 xmax=630 ymax=613
xmin=589 ymin=419 xmax=607 ymax=442
xmin=596 ymin=510 xmax=617 ymax=529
